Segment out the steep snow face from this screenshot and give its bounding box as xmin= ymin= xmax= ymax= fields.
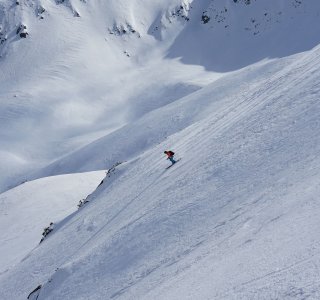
xmin=0 ymin=0 xmax=320 ymax=299
xmin=168 ymin=0 xmax=320 ymax=71
xmin=31 ymin=56 xmax=287 ymax=178
xmin=1 ymin=42 xmax=320 ymax=300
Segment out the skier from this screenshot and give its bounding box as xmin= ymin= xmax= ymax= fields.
xmin=164 ymin=150 xmax=176 ymax=165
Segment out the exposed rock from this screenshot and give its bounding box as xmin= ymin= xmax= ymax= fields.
xmin=16 ymin=24 xmax=27 ymax=35
xmin=78 ymin=198 xmax=89 ymax=208
xmin=201 ymin=14 xmax=210 ymax=24
xmin=0 ymin=27 xmax=7 ymax=44
xmin=108 ymin=23 xmax=139 ymax=37
xmin=37 ymin=5 xmax=46 ymax=19
xmin=27 ymin=285 xmax=42 ymax=300
xmin=20 ymin=32 xmax=28 ymax=38
xmin=40 ymin=222 xmax=54 ymax=243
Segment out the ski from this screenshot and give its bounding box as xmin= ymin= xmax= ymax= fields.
xmin=166 ymin=158 xmax=181 ymax=169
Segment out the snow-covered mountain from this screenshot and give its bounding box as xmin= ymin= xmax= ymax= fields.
xmin=1 ymin=0 xmax=319 ymax=192
xmin=1 ymin=0 xmax=320 ymax=299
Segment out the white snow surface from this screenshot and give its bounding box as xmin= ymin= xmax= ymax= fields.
xmin=0 ymin=170 xmax=105 ymax=274
xmin=0 ymin=0 xmax=320 ymax=299
xmin=1 ymin=0 xmax=320 ymax=191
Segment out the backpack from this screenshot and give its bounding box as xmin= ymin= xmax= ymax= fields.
xmin=168 ymin=151 xmax=175 ymax=156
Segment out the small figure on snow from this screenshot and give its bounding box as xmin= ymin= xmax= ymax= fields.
xmin=164 ymin=150 xmax=176 ymax=165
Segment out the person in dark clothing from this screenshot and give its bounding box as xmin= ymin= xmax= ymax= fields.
xmin=164 ymin=150 xmax=176 ymax=165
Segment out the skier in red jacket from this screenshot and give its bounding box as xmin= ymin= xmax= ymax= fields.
xmin=164 ymin=150 xmax=176 ymax=165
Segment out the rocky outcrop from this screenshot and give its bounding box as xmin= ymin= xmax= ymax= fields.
xmin=17 ymin=23 xmax=28 ymax=38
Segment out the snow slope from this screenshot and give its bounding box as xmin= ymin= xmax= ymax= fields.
xmin=1 ymin=0 xmax=320 ymax=191
xmin=1 ymin=0 xmax=320 ymax=299
xmin=0 ymin=0 xmax=215 ymax=192
xmin=0 ymin=170 xmax=105 ymax=274
xmin=1 ymin=42 xmax=320 ymax=299
xmin=168 ymin=0 xmax=320 ymax=71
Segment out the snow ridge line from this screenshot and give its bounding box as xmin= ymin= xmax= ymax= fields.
xmin=36 ymin=163 xmax=167 ymax=288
